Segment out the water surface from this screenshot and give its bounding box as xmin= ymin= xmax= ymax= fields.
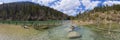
xmin=0 ymin=21 xmax=96 ymax=40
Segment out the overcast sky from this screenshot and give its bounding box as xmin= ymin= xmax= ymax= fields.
xmin=0 ymin=0 xmax=120 ymax=16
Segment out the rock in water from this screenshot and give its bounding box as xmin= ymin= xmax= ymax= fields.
xmin=40 ymin=25 xmax=49 ymax=29
xmin=23 ymin=25 xmax=29 ymax=29
xmin=67 ymin=31 xmax=81 ymax=39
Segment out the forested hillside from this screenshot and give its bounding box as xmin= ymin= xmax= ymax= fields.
xmin=76 ymin=5 xmax=120 ymax=23
xmin=0 ymin=2 xmax=71 ymax=21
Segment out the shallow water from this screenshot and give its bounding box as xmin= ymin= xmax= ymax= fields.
xmin=0 ymin=21 xmax=96 ymax=40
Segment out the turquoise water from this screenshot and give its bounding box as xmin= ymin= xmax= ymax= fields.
xmin=47 ymin=24 xmax=96 ymax=40
xmin=0 ymin=21 xmax=96 ymax=40
xmin=28 ymin=21 xmax=96 ymax=40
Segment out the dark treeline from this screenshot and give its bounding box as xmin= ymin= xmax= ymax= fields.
xmin=0 ymin=2 xmax=72 ymax=21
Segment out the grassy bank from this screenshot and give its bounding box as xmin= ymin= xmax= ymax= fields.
xmin=0 ymin=24 xmax=40 ymax=39
xmin=0 ymin=24 xmax=55 ymax=40
xmin=82 ymin=23 xmax=120 ymax=40
xmin=0 ymin=20 xmax=64 ymax=31
xmin=0 ymin=20 xmax=63 ymax=25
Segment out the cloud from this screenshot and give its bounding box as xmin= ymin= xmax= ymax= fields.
xmin=52 ymin=0 xmax=81 ymax=16
xmin=32 ymin=0 xmax=56 ymax=6
xmin=53 ymin=0 xmax=81 ymax=10
xmin=81 ymin=0 xmax=101 ymax=10
xmin=0 ymin=2 xmax=3 ymax=4
xmin=32 ymin=0 xmax=81 ymax=16
xmin=103 ymin=1 xmax=120 ymax=6
xmin=31 ymin=0 xmax=101 ymax=16
xmin=1 ymin=0 xmax=120 ymax=16
xmin=31 ymin=0 xmax=107 ymax=16
xmin=0 ymin=0 xmax=31 ymax=3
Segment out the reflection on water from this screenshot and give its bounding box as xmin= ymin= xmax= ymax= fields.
xmin=0 ymin=21 xmax=96 ymax=40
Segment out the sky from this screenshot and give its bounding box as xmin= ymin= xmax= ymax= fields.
xmin=0 ymin=0 xmax=120 ymax=16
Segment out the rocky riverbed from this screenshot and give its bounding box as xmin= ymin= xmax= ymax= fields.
xmin=0 ymin=21 xmax=97 ymax=40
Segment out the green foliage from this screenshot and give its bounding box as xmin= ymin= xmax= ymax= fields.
xmin=76 ymin=4 xmax=120 ymax=22
xmin=90 ymin=5 xmax=120 ymax=12
xmin=0 ymin=2 xmax=71 ymax=21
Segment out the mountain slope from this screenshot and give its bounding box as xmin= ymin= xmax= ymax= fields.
xmin=76 ymin=5 xmax=120 ymax=23
xmin=0 ymin=2 xmax=71 ymax=21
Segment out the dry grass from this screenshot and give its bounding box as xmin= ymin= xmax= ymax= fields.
xmin=82 ymin=23 xmax=120 ymax=40
xmin=71 ymin=20 xmax=94 ymax=25
xmin=0 ymin=24 xmax=40 ymax=40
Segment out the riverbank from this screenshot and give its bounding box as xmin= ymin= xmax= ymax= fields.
xmin=0 ymin=20 xmax=120 ymax=40
xmin=72 ymin=20 xmax=120 ymax=40
xmin=0 ymin=24 xmax=41 ymax=40
xmin=82 ymin=23 xmax=120 ymax=40
xmin=71 ymin=20 xmax=119 ymax=25
xmin=0 ymin=21 xmax=98 ymax=40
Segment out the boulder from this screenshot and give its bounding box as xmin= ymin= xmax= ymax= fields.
xmin=22 ymin=25 xmax=29 ymax=29
xmin=67 ymin=31 xmax=81 ymax=39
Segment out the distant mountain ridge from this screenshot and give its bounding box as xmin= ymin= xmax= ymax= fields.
xmin=0 ymin=2 xmax=71 ymax=21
